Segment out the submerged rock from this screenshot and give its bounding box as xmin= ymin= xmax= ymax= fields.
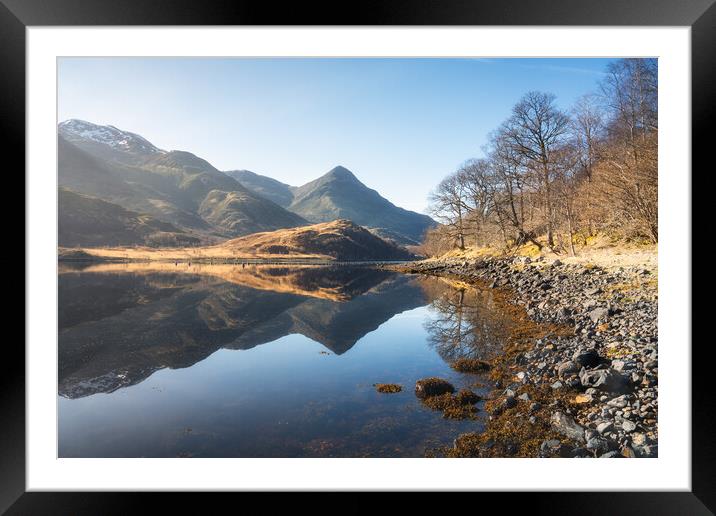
xmin=374 ymin=383 xmax=402 ymax=394
xmin=450 ymin=357 xmax=491 ymax=373
xmin=415 ymin=377 xmax=455 ymax=398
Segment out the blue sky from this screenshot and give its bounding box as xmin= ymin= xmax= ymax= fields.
xmin=58 ymin=57 xmax=617 ymax=213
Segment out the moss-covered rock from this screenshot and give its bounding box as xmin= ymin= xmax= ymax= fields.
xmin=414 ymin=377 xmax=455 ymax=398
xmin=374 ymin=383 xmax=402 ymax=393
xmin=450 ymin=357 xmax=491 ymax=373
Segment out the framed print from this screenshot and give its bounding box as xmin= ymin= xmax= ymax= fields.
xmin=5 ymin=0 xmax=712 ymax=511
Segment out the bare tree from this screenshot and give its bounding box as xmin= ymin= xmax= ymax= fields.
xmin=457 ymin=159 xmax=493 ymax=246
xmin=428 ymin=172 xmax=468 ymax=250
xmin=597 ymin=58 xmax=658 ymax=242
xmin=421 ymin=58 xmax=658 ymax=256
xmin=571 ymin=94 xmax=605 ymax=236
xmin=487 ymin=128 xmax=542 ymax=248
xmin=502 ymin=91 xmax=570 ymax=248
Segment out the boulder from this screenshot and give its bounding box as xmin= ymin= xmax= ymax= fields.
xmin=414 ymin=377 xmax=455 ymax=398
xmin=557 ymin=360 xmax=581 ymax=378
xmin=580 ymin=368 xmax=631 ymax=393
xmin=550 ymin=412 xmax=586 ymax=443
xmin=573 ymin=350 xmax=601 ymax=368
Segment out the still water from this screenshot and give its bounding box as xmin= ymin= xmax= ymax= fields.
xmin=58 ymin=263 xmax=512 ymax=457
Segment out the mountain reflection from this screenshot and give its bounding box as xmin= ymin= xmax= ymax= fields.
xmin=58 ymin=265 xmax=427 ymax=398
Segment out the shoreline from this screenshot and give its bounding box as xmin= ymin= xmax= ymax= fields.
xmin=58 ymin=248 xmax=418 ymax=267
xmin=385 ymin=254 xmax=658 ymax=458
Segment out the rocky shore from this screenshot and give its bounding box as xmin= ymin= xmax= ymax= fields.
xmin=389 ymin=255 xmax=658 ymax=458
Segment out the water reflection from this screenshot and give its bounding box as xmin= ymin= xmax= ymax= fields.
xmin=423 ymin=282 xmax=511 ymax=363
xmin=59 ymin=264 xmax=426 ymax=398
xmin=58 ymin=264 xmax=511 ymax=457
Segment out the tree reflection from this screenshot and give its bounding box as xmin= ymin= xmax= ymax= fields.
xmin=423 ymin=280 xmax=511 ymax=362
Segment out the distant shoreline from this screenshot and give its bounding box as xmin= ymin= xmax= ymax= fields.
xmin=57 ymin=249 xmax=416 ymax=267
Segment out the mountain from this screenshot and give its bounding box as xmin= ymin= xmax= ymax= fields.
xmin=58 ymin=120 xmax=307 ymax=242
xmin=58 ymin=187 xmax=200 ymax=247
xmin=59 ymin=119 xmax=162 ymax=158
xmin=230 ymin=166 xmax=436 ymax=245
xmin=225 ymin=170 xmax=294 ymax=208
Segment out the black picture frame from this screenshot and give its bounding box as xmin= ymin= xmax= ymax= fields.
xmin=4 ymin=0 xmax=709 ymax=512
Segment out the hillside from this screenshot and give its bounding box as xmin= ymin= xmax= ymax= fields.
xmin=229 ymin=166 xmax=436 ymax=245
xmin=220 ymin=219 xmax=416 ymax=261
xmin=58 ymin=120 xmax=307 ymax=240
xmin=62 ymin=219 xmax=416 ymax=262
xmin=225 ymin=170 xmax=295 ymax=208
xmin=58 ymin=188 xmax=200 ymax=247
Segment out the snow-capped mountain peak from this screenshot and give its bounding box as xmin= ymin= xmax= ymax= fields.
xmin=58 ymin=119 xmax=164 ymax=155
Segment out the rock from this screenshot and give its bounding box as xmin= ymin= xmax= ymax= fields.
xmin=588 ymin=307 xmax=610 ymax=323
xmin=573 ymin=350 xmax=601 ymax=368
xmin=580 ymin=368 xmax=631 ymax=393
xmin=574 ymin=394 xmax=593 ymax=404
xmin=621 ymin=446 xmax=637 ymax=458
xmin=631 ymin=432 xmax=647 ymax=446
xmin=551 ymin=412 xmax=586 ymax=443
xmin=409 ymin=254 xmax=657 ymax=458
xmin=539 ymin=439 xmax=571 ymax=457
xmin=607 ymin=395 xmax=629 ymax=408
xmin=374 ymin=383 xmax=402 ymax=393
xmin=596 ymin=421 xmax=614 ymax=435
xmin=567 ymin=377 xmax=582 ymax=388
xmin=621 ymin=420 xmax=637 ymax=432
xmin=635 ymin=444 xmax=658 ymax=458
xmin=450 ymin=357 xmax=491 ymax=372
xmin=502 ymin=396 xmax=517 ymax=409
xmin=414 ymin=377 xmax=455 ymax=398
xmin=612 ymin=359 xmax=637 ymax=372
xmin=540 ymin=439 xmax=561 ymax=454
xmin=557 ymin=360 xmax=580 ymax=378
xmin=571 ymin=447 xmax=591 ymax=458
xmin=586 ymin=436 xmax=611 ymax=455
xmin=583 ymin=299 xmax=598 ymax=310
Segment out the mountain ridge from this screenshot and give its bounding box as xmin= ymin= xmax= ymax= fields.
xmin=58 ymin=120 xmax=307 ymax=240
xmin=229 ymin=165 xmax=436 ymax=245
xmin=57 ymin=119 xmax=435 ymax=249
